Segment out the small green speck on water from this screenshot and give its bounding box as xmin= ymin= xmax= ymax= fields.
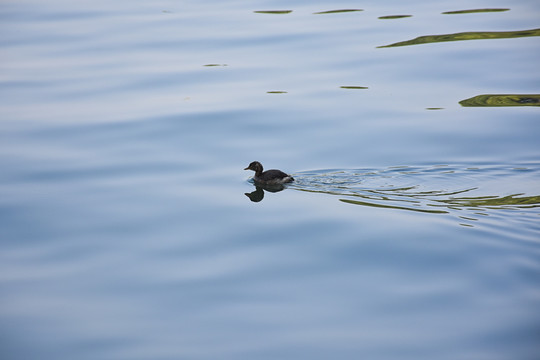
xmin=313 ymin=9 xmax=363 ymax=14
xmin=340 ymin=86 xmax=368 ymax=89
xmin=254 ymin=10 xmax=292 ymax=14
xmin=378 ymin=15 xmax=412 ymax=19
xmin=442 ymin=8 xmax=510 ymax=14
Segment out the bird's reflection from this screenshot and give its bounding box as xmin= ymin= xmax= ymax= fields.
xmin=244 ymin=184 xmax=287 ymax=202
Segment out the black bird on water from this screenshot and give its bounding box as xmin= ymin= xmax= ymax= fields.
xmin=244 ymin=161 xmax=294 ymax=185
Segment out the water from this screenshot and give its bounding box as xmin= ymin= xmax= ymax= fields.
xmin=1 ymin=1 xmax=539 ymax=359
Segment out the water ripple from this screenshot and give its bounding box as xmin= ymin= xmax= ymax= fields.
xmin=289 ymin=164 xmax=540 ymax=224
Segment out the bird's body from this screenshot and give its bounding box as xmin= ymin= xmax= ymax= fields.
xmin=244 ymin=161 xmax=294 ymax=185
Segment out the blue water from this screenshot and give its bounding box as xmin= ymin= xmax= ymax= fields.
xmin=1 ymin=1 xmax=539 ymax=359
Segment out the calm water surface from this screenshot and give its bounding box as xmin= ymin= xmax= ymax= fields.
xmin=1 ymin=0 xmax=539 ymax=359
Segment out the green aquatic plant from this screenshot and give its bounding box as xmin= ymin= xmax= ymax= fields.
xmin=442 ymin=8 xmax=510 ymax=14
xmin=378 ymin=28 xmax=540 ymax=47
xmin=460 ymin=94 xmax=540 ymax=107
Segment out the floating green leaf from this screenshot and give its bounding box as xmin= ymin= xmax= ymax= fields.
xmin=378 ymin=15 xmax=412 ymax=19
xmin=254 ymin=10 xmax=292 ymax=14
xmin=460 ymin=94 xmax=540 ymax=107
xmin=442 ymin=8 xmax=510 ymax=14
xmin=313 ymin=9 xmax=363 ymax=14
xmin=378 ymin=28 xmax=540 ymax=48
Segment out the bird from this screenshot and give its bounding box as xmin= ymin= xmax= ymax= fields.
xmin=244 ymin=161 xmax=294 ymax=185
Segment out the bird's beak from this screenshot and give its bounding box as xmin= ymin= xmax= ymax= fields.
xmin=244 ymin=167 xmax=249 ymax=170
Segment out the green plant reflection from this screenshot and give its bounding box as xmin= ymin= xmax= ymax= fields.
xmin=378 ymin=28 xmax=540 ymax=48
xmin=460 ymin=94 xmax=540 ymax=107
xmin=340 ymin=198 xmax=448 ymax=214
xmin=313 ymin=9 xmax=363 ymax=14
xmin=378 ymin=15 xmax=412 ymax=19
xmin=340 ymin=86 xmax=368 ymax=89
xmin=442 ymin=8 xmax=510 ymax=14
xmin=339 ymin=193 xmax=540 ymax=214
xmin=254 ymin=10 xmax=292 ymax=15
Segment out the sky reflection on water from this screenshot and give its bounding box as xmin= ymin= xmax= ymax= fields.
xmin=1 ymin=0 xmax=540 ymax=359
